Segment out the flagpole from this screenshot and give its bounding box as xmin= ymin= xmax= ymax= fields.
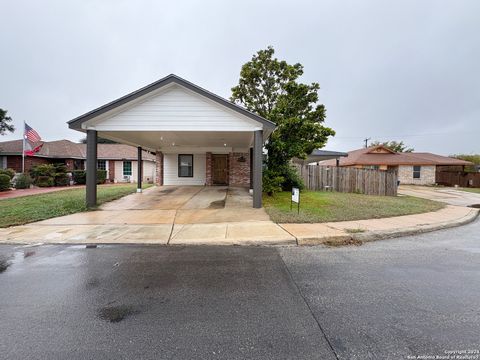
xmin=22 ymin=120 xmax=25 ymax=173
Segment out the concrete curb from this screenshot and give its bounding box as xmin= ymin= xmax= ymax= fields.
xmin=291 ymin=207 xmax=480 ymax=246
xmin=350 ymin=207 xmax=479 ymax=244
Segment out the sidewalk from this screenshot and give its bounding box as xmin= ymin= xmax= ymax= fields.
xmin=0 ymin=205 xmax=477 ymax=246
xmin=280 ymin=205 xmax=479 ymax=245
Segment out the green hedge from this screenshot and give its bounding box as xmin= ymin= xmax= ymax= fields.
xmin=0 ymin=174 xmax=11 ymax=191
xmin=14 ymin=173 xmax=32 ymax=189
xmin=36 ymin=176 xmax=54 ymax=187
xmin=72 ymin=170 xmax=107 ymax=185
xmin=0 ymin=168 xmax=15 ymax=180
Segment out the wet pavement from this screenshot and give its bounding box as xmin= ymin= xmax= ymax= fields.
xmin=0 ymin=218 xmax=479 ymax=359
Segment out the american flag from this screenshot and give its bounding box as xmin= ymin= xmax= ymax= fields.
xmin=24 ymin=123 xmax=41 ymax=143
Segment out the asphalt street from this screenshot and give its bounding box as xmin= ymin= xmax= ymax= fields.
xmin=0 ymin=218 xmax=479 ymax=359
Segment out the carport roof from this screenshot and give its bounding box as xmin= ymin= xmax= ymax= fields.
xmin=68 ymin=74 xmax=276 ymax=131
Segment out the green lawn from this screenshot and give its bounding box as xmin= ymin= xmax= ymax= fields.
xmin=264 ymin=191 xmax=445 ymax=223
xmin=0 ymin=184 xmax=152 ymax=228
xmin=459 ymin=188 xmax=480 ymax=194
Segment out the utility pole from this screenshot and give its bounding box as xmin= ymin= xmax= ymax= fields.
xmin=364 ymin=137 xmax=371 ymax=148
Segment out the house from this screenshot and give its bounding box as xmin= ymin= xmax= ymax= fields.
xmin=319 ymin=145 xmax=473 ymax=185
xmin=67 ymin=74 xmax=276 ymax=208
xmin=0 ymin=139 xmax=156 ymax=183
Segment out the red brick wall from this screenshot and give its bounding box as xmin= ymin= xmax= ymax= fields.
xmin=6 ymin=155 xmax=50 ymax=173
xmin=108 ymin=160 xmax=115 ymax=183
xmin=155 ymin=152 xmax=164 ymax=186
xmin=206 ymin=152 xmax=213 ymax=185
xmin=228 ymin=152 xmax=250 ymax=187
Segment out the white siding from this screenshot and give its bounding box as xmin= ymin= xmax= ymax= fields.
xmin=112 ymin=160 xmax=156 ymax=183
xmin=164 ymin=153 xmax=206 ymax=185
xmin=87 ymin=85 xmax=261 ymax=132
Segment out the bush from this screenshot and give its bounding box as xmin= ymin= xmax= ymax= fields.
xmin=0 ymin=174 xmax=11 ymax=191
xmin=0 ymin=168 xmax=15 ymax=180
xmin=72 ymin=169 xmax=107 ymax=185
xmin=29 ymin=164 xmax=56 ymax=179
xmin=97 ymin=170 xmax=107 ymax=184
xmin=14 ymin=173 xmax=32 ymax=189
xmin=262 ymin=169 xmax=284 ymax=196
xmin=54 ymin=173 xmax=70 ymax=186
xmin=36 ymin=176 xmax=54 ymax=187
xmin=72 ymin=170 xmax=86 ymax=185
xmin=281 ymin=165 xmax=305 ymax=191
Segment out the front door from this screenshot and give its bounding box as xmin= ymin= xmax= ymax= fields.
xmin=212 ymin=154 xmax=228 ymax=185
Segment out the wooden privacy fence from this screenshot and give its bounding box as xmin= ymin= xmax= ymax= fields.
xmin=294 ymin=165 xmax=398 ymax=196
xmin=435 ymin=171 xmax=480 ymax=188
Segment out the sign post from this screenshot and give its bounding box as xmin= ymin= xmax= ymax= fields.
xmin=291 ymin=187 xmax=300 ymax=214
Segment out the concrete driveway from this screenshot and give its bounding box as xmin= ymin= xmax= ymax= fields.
xmin=399 ymin=185 xmax=480 ymax=207
xmin=1 ymin=219 xmax=479 ymax=359
xmin=0 ymin=186 xmax=295 ymax=245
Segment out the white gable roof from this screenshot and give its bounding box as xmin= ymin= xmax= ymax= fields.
xmin=82 ymin=84 xmax=263 ymax=132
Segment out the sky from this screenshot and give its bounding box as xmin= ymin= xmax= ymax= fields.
xmin=1 ymin=0 xmax=479 ymax=155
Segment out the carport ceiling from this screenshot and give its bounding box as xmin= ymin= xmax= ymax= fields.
xmin=99 ymin=131 xmax=255 ymax=151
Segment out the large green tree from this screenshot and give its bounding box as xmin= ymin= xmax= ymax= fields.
xmin=231 ymin=47 xmax=335 ymax=190
xmin=370 ymin=140 xmax=414 ymax=153
xmin=0 ymin=108 xmax=15 ymax=135
xmin=451 ymin=154 xmax=480 ymax=172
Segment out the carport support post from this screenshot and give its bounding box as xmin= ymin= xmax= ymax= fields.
xmin=86 ymin=129 xmax=97 ymax=208
xmin=137 ymin=146 xmax=142 ymax=193
xmin=253 ymin=129 xmax=263 ymax=208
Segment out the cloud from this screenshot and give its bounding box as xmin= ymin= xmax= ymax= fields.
xmin=1 ymin=0 xmax=479 ymax=155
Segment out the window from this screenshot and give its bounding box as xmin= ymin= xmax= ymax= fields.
xmin=364 ymin=165 xmax=379 ymax=170
xmin=97 ymin=160 xmax=106 ymax=171
xmin=178 ymin=154 xmax=193 ymax=177
xmin=123 ymin=161 xmax=132 ymax=176
xmin=413 ymin=165 xmax=421 ymax=179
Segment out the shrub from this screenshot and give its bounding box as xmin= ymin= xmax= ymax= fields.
xmin=281 ymin=165 xmax=305 ymax=191
xmin=72 ymin=170 xmax=86 ymax=185
xmin=73 ymin=169 xmax=107 ymax=185
xmin=97 ymin=170 xmax=107 ymax=184
xmin=262 ymin=169 xmax=284 ymax=196
xmin=29 ymin=164 xmax=56 ymax=179
xmin=0 ymin=174 xmax=11 ymax=191
xmin=14 ymin=173 xmax=33 ymax=189
xmin=36 ymin=176 xmax=54 ymax=187
xmin=54 ymin=173 xmax=70 ymax=186
xmin=0 ymin=168 xmax=15 ymax=179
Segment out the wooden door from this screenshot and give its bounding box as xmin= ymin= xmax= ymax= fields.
xmin=212 ymin=155 xmax=228 ymax=185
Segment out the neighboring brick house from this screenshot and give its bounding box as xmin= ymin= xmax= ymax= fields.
xmin=0 ymin=139 xmax=156 ymax=183
xmin=319 ymin=145 xmax=473 ymax=185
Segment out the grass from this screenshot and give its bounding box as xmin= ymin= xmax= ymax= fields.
xmin=0 ymin=184 xmax=152 ymax=228
xmin=263 ymin=191 xmax=445 ymax=223
xmin=458 ymin=188 xmax=480 ymax=194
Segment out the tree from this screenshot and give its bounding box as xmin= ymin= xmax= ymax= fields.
xmin=231 ymin=47 xmax=335 ymax=191
xmin=0 ymin=109 xmax=15 ymax=135
xmin=79 ymin=137 xmax=117 ymax=144
xmin=451 ymin=154 xmax=480 ymax=173
xmin=370 ymin=140 xmax=414 ymax=153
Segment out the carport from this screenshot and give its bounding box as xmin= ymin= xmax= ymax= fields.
xmin=68 ymin=74 xmax=275 ymax=209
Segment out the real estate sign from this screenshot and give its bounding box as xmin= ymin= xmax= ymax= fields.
xmin=291 ymin=187 xmax=300 ymax=214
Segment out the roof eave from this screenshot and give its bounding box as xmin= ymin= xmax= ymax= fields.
xmin=68 ymin=74 xmax=276 ymax=131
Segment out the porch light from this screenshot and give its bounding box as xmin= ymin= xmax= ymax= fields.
xmin=224 ymin=143 xmax=227 ymax=147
